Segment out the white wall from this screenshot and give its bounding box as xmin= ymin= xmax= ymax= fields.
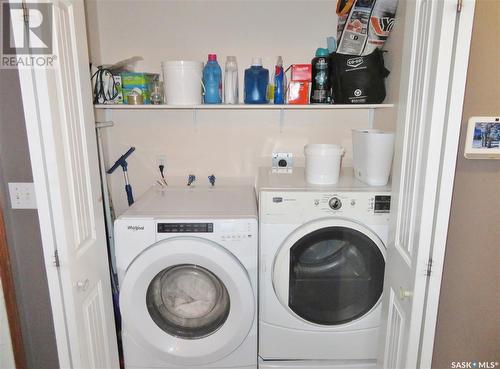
xmin=85 ymin=0 xmax=398 ymax=215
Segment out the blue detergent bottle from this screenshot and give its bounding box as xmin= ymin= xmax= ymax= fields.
xmin=273 ymin=56 xmax=285 ymax=104
xmin=203 ymin=54 xmax=222 ymax=104
xmin=244 ymin=57 xmax=269 ymax=104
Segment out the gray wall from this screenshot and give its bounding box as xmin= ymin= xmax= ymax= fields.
xmin=432 ymin=0 xmax=500 ymax=368
xmin=0 ymin=70 xmax=59 ymax=369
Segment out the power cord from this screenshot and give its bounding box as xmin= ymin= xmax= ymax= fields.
xmin=157 ymin=164 xmax=167 ymax=186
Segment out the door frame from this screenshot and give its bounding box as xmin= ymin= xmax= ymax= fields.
xmin=14 ymin=2 xmax=476 ymax=369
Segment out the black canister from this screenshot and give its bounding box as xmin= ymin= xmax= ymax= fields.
xmin=310 ymin=48 xmax=332 ymax=104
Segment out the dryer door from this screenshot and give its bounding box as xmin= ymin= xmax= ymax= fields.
xmin=119 ymin=237 xmax=254 ymax=365
xmin=273 ymin=218 xmax=385 ymax=326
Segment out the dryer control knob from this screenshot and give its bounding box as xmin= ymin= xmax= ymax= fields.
xmin=329 ymin=197 xmax=342 ymax=210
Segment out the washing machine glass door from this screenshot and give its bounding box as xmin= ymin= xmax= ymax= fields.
xmin=146 ymin=264 xmax=230 ymax=339
xmin=120 ymin=237 xmax=254 ymax=366
xmin=273 ymin=219 xmax=385 ymax=326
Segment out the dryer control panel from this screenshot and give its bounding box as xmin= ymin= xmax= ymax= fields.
xmin=261 ymin=191 xmax=391 ymax=225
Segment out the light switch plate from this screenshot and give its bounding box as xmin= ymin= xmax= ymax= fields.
xmin=8 ymin=182 xmax=37 ymax=209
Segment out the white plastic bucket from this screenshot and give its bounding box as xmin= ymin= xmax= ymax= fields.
xmin=304 ymin=144 xmax=345 ymax=185
xmin=161 ymin=61 xmax=203 ymax=105
xmin=352 ymin=129 xmax=395 ymax=186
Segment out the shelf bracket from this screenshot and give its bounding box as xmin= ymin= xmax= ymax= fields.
xmin=279 ymin=108 xmax=285 ymax=132
xmin=95 ymin=121 xmax=114 ymax=129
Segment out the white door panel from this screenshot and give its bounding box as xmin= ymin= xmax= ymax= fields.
xmin=379 ymin=1 xmax=474 ymax=368
xmin=17 ymin=0 xmax=119 ymax=368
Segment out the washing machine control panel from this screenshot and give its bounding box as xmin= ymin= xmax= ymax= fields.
xmin=157 ymin=222 xmax=214 ymax=233
xmin=155 ymin=219 xmax=258 ymax=248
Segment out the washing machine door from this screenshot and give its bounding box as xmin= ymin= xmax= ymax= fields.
xmin=119 ymin=236 xmax=254 ymax=365
xmin=273 ymin=218 xmax=385 ymax=326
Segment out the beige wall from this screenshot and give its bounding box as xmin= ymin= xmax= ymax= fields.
xmin=432 ymin=1 xmax=500 ymax=368
xmin=86 ymin=1 xmax=400 ymax=215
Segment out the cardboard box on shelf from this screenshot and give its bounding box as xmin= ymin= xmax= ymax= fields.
xmin=287 ymin=81 xmax=310 ymax=105
xmin=121 ymin=72 xmax=159 ymax=104
xmin=291 ymin=64 xmax=312 ymax=82
xmin=287 ymin=64 xmax=312 ymax=104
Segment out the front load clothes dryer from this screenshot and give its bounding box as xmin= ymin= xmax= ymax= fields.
xmin=114 ymin=185 xmax=258 ymax=369
xmin=257 ymin=167 xmax=391 ymax=369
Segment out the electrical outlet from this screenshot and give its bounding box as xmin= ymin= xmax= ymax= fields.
xmin=272 ymin=152 xmax=293 ymax=169
xmin=8 ymin=182 xmax=37 ymax=209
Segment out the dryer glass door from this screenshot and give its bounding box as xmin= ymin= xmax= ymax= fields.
xmin=146 ymin=264 xmax=230 ymax=339
xmin=288 ymin=226 xmax=384 ymax=325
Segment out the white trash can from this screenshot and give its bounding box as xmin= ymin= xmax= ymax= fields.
xmin=352 ymin=129 xmax=395 ymax=186
xmin=304 ymin=144 xmax=345 ymax=185
xmin=161 ymin=61 xmax=203 ymax=105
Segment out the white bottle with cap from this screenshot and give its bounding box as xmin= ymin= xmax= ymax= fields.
xmin=224 ymin=56 xmax=239 ymax=104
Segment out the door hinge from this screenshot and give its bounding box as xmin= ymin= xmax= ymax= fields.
xmin=53 ymin=250 xmax=60 ymax=267
xmin=21 ymin=1 xmax=29 ymax=24
xmin=426 ymin=258 xmax=433 ymax=276
xmin=457 ymin=0 xmax=463 ymax=13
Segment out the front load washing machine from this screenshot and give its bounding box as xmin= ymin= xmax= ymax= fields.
xmin=115 ymin=185 xmax=258 ymax=369
xmin=257 ymin=167 xmax=391 ymax=369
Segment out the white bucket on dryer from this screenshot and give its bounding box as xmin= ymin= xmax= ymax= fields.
xmin=304 ymin=144 xmax=345 ymax=185
xmin=161 ymin=61 xmax=203 ymax=105
xmin=352 ymin=129 xmax=395 ymax=186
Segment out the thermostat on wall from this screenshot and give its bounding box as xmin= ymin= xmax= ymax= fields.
xmin=464 ymin=116 xmax=500 ymax=159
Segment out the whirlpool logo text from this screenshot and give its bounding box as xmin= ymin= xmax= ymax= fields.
xmin=127 ymin=225 xmax=144 ymax=232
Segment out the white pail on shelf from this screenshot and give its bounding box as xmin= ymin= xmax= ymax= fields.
xmin=161 ymin=61 xmax=203 ymax=105
xmin=304 ymin=144 xmax=345 ymax=185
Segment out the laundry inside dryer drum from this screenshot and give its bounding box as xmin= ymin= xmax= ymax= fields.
xmin=289 ymin=226 xmax=385 ymax=325
xmin=146 ymin=264 xmax=230 ymax=339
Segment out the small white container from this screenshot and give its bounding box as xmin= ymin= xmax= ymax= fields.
xmin=161 ymin=61 xmax=203 ymax=105
xmin=352 ymin=129 xmax=395 ymax=186
xmin=304 ymin=144 xmax=345 ymax=185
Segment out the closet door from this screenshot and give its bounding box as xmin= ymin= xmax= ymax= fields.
xmin=378 ymin=1 xmax=475 ymax=368
xmin=16 ymin=0 xmax=119 ymax=368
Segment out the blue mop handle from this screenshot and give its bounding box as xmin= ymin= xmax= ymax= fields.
xmin=125 ymin=183 xmax=134 ymax=206
xmin=107 ymin=147 xmax=135 ymax=174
